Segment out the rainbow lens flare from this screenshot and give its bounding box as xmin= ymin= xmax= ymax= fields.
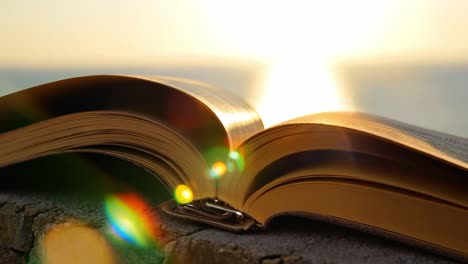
xmin=104 ymin=193 xmax=160 ymax=247
xmin=174 ymin=184 xmax=194 ymax=204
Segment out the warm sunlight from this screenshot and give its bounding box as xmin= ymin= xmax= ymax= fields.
xmin=256 ymin=60 xmax=344 ymax=127
xmin=3 ymin=1 xmax=468 ymax=126
xmin=3 ymin=1 xmax=468 ymax=66
xmin=199 ymin=0 xmax=391 ymax=126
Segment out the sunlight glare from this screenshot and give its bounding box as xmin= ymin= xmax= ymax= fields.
xmin=257 ymin=60 xmax=345 ymax=127
xmin=199 ymin=0 xmax=393 ymax=126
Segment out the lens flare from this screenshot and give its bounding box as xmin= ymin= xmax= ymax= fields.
xmin=42 ymin=223 xmax=115 ymax=264
xmin=174 ymin=184 xmax=194 ymax=204
xmin=227 ymin=151 xmax=245 ymax=173
xmin=228 ymin=151 xmax=240 ymax=159
xmin=104 ymin=193 xmax=160 ymax=247
xmin=209 ymin=161 xmax=227 ymax=179
xmin=203 ymin=147 xmax=246 ymax=179
xmin=203 ymin=147 xmax=229 ymax=166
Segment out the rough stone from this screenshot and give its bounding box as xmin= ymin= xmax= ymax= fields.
xmin=0 ymin=193 xmax=461 ymax=264
xmin=0 ymin=247 xmax=24 ymax=264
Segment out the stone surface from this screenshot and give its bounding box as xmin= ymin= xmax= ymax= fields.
xmin=0 ymin=193 xmax=460 ymax=264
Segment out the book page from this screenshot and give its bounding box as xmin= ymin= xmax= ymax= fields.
xmin=285 ymin=112 xmax=468 ymax=169
xmin=218 ymin=111 xmax=468 ymax=209
xmin=245 ymin=180 xmax=468 ymax=259
xmin=144 ymin=76 xmax=264 ymax=149
xmin=0 ymin=75 xmax=263 ymax=200
xmin=0 ymin=75 xmax=263 ymax=152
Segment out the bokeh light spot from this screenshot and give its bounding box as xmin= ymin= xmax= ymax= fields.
xmin=227 ymin=151 xmax=245 ymax=172
xmin=42 ymin=223 xmax=115 ymax=264
xmin=209 ymin=161 xmax=227 ymax=179
xmin=229 ymin=151 xmax=240 ymax=159
xmin=174 ymin=184 xmax=194 ymax=204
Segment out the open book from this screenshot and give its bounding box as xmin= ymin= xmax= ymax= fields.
xmin=1 ymin=75 xmax=467 ymax=261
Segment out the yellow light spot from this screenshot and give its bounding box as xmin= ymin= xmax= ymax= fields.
xmin=211 ymin=161 xmax=227 ymax=178
xmin=174 ymin=185 xmax=193 ymax=204
xmin=182 ymin=190 xmax=191 ymax=199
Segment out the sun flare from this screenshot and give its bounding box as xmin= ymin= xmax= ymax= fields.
xmin=199 ymin=0 xmax=393 ymax=126
xmin=255 ymin=60 xmax=345 ymax=127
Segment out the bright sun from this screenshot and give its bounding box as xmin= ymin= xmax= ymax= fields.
xmin=199 ymin=0 xmax=393 ymax=126
xmin=256 ymin=59 xmax=344 ymax=127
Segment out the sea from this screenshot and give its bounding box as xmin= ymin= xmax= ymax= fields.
xmin=1 ymin=63 xmax=467 ymax=138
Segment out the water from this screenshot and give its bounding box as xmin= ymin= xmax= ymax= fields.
xmin=338 ymin=63 xmax=468 ymax=137
xmin=1 ymin=63 xmax=467 ymax=137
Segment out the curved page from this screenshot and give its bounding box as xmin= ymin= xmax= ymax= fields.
xmin=285 ymin=112 xmax=468 ymax=169
xmin=245 ymin=180 xmax=468 ymax=261
xmin=0 ymin=75 xmax=263 ymax=199
xmin=220 ymin=112 xmax=468 ymax=208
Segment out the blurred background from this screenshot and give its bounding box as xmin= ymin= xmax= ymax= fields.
xmin=1 ymin=0 xmax=468 ymax=136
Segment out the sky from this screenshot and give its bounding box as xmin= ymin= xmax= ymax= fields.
xmin=3 ymin=0 xmax=468 ymax=66
xmin=2 ymin=0 xmax=468 ymax=127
